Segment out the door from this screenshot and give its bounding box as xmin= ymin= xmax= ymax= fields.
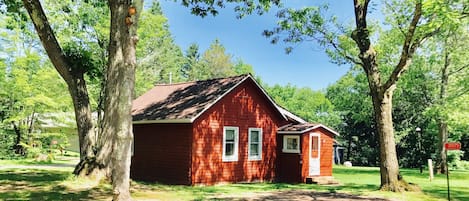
xmin=309 ymin=133 xmax=320 ymax=176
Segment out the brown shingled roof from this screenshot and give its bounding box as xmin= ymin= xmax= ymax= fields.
xmin=132 ymin=74 xmax=286 ymax=123
xmin=278 ymin=123 xmax=340 ymax=136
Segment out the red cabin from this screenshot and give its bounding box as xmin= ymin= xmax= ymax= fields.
xmin=130 ymin=74 xmax=338 ymax=185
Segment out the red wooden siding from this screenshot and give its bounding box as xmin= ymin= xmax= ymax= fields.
xmin=318 ymin=128 xmax=335 ymax=176
xmin=300 ymin=127 xmax=335 ymax=181
xmin=191 ymin=79 xmax=288 ymax=185
xmin=278 ymin=128 xmax=335 ymax=183
xmin=276 ymin=134 xmax=302 ymax=183
xmin=131 ymin=123 xmax=192 ymax=185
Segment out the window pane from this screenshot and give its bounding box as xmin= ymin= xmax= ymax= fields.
xmin=250 ymin=144 xmax=259 ymax=156
xmin=287 ymin=138 xmax=298 ymax=150
xmin=250 ymin=131 xmax=259 ymax=142
xmin=226 ymin=130 xmax=235 ymax=141
xmin=225 ymin=143 xmax=234 ymax=156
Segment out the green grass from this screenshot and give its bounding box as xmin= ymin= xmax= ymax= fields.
xmin=0 ymin=155 xmax=78 ymax=166
xmin=0 ymin=159 xmax=468 ymax=201
xmin=326 ymin=166 xmax=469 ymax=201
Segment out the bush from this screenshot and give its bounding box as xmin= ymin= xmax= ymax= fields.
xmin=453 ymin=160 xmax=469 ymax=170
xmin=0 ymin=129 xmax=19 ymax=160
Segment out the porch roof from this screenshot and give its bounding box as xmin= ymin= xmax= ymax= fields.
xmin=277 ymin=123 xmax=340 ymax=136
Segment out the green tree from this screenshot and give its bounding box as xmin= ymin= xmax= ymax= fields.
xmin=233 ymin=59 xmax=255 ymax=75
xmin=195 ymin=39 xmax=235 ymax=79
xmin=1 ymin=0 xmax=108 ymax=177
xmin=422 ymin=25 xmax=469 ymax=174
xmin=185 ymin=39 xmax=254 ymax=81
xmin=326 ymin=68 xmax=377 ymax=165
xmin=182 ymin=43 xmax=201 ymax=81
xmin=266 ymin=84 xmax=340 ymax=127
xmin=0 ymin=51 xmax=70 ymax=157
xmin=135 ymin=2 xmax=185 ymax=96
xmin=264 ymin=0 xmax=466 ymax=191
xmin=6 ymin=0 xmax=281 ymax=199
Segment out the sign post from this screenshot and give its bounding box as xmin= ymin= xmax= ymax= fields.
xmin=444 ymin=142 xmax=461 ymax=201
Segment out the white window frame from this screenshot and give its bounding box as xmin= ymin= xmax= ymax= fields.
xmin=283 ymin=135 xmax=300 ymax=153
xmin=222 ymin=126 xmax=239 ymax=162
xmin=248 ymin=128 xmax=262 ymax=161
xmin=131 ymin=137 xmax=134 ymax=156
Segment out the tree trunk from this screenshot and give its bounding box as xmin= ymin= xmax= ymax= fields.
xmin=371 ymin=87 xmax=403 ymax=191
xmin=103 ymin=1 xmax=142 ymax=200
xmin=437 ymin=121 xmax=448 ymax=174
xmin=346 ymin=133 xmax=352 ymax=161
xmin=351 ymin=0 xmax=424 ymax=192
xmin=12 ymin=122 xmax=24 ymax=155
xmin=436 ymin=45 xmax=450 ymax=174
xmin=22 ymin=0 xmax=101 ymax=177
xmin=69 ymin=73 xmax=106 ymax=178
xmin=69 ymin=75 xmax=94 ymax=161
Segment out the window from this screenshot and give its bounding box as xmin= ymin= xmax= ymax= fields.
xmin=283 ymin=135 xmax=300 ymax=153
xmin=248 ymin=128 xmax=262 ymax=160
xmin=223 ymin=126 xmax=239 ymax=162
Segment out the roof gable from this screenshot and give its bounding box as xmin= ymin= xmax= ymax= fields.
xmin=132 ymin=74 xmax=288 ymax=123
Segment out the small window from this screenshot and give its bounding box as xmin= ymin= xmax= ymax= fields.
xmin=283 ymin=135 xmax=300 ymax=153
xmin=223 ymin=126 xmax=239 ymax=162
xmin=248 ymin=128 xmax=262 ymax=160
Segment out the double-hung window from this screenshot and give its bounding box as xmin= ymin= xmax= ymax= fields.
xmin=248 ymin=128 xmax=262 ymax=160
xmin=222 ymin=126 xmax=239 ymax=162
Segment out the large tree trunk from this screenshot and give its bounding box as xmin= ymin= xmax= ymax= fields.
xmin=103 ymin=1 xmax=142 ymax=200
xmin=371 ymin=87 xmax=402 ymax=191
xmin=351 ymin=0 xmax=424 ymax=192
xmin=69 ymin=75 xmax=94 ymax=161
xmin=21 ymin=0 xmax=100 ymax=176
xmin=69 ymin=74 xmax=106 ymax=177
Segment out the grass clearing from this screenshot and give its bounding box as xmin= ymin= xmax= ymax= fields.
xmin=0 ymin=159 xmax=467 ymax=201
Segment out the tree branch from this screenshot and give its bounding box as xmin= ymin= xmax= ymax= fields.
xmin=352 ymin=0 xmax=370 ymax=53
xmin=448 ymin=63 xmax=469 ymax=76
xmin=383 ymin=1 xmax=422 ymax=91
xmin=21 ymin=0 xmax=72 ymax=82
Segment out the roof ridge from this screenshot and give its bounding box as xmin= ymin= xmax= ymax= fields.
xmin=154 ymin=74 xmax=251 ymax=86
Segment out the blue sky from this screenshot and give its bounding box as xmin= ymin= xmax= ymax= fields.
xmin=158 ymin=1 xmax=357 ymax=90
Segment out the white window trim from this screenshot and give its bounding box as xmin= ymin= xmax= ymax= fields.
xmin=248 ymin=128 xmax=262 ymax=161
xmin=222 ymin=126 xmax=239 ymax=162
xmin=131 ymin=137 xmax=134 ymax=157
xmin=282 ymin=135 xmax=300 ymax=153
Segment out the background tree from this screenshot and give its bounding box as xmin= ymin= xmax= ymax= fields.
xmin=135 ymin=1 xmax=186 ymax=96
xmin=263 ymin=0 xmax=466 ymax=191
xmin=181 ymin=43 xmax=202 ymax=81
xmin=326 ymin=68 xmax=378 ymax=166
xmin=266 ymin=84 xmax=340 ymax=127
xmin=0 ymin=13 xmax=71 ymax=157
xmin=0 ymin=0 xmax=109 ymax=178
xmin=422 ymin=25 xmax=469 ymax=174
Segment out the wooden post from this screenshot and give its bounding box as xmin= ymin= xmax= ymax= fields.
xmin=428 ymin=159 xmax=434 ymax=181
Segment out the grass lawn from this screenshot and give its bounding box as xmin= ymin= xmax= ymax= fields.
xmin=331 ymin=166 xmax=469 ymax=201
xmin=0 ymin=159 xmax=467 ymax=201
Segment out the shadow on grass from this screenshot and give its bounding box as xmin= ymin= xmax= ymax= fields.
xmin=421 ymin=187 xmax=469 ymax=201
xmin=205 ymin=190 xmax=389 ymax=201
xmin=0 ymin=169 xmax=110 ymax=201
xmin=0 ymin=169 xmax=69 ymax=182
